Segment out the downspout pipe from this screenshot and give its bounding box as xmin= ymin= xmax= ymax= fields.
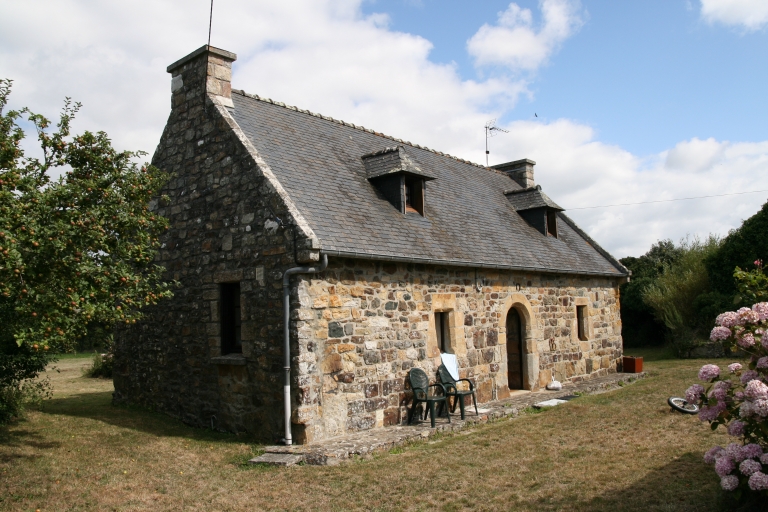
xmin=281 ymin=252 xmax=328 ymax=445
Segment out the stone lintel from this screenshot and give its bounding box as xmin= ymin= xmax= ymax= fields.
xmin=211 ymin=354 xmax=247 ymax=366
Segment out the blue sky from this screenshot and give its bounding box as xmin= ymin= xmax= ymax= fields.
xmin=1 ymin=0 xmax=767 ymax=257
xmin=363 ymin=0 xmax=768 ymax=156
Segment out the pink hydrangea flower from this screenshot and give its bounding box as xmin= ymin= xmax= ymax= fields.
xmin=748 ymin=472 xmax=768 ymax=491
xmin=685 ymin=384 xmax=705 ymax=403
xmin=740 ymin=459 xmax=762 ymax=476
xmin=727 ymin=443 xmax=746 ymax=462
xmin=757 ymin=357 xmax=768 ymax=369
xmin=737 ymin=332 xmax=756 ymax=348
xmin=753 ymin=302 xmax=768 ymax=321
xmin=740 ymin=402 xmax=755 ymax=418
xmin=727 ymin=421 xmax=745 ymax=437
xmin=738 ymin=307 xmax=761 ymax=325
xmin=699 ymin=364 xmax=721 ymax=381
xmin=705 ymin=446 xmax=725 ymax=464
xmin=709 ymin=381 xmax=731 ymax=401
xmin=761 ymin=453 xmax=768 ymax=465
xmin=699 ymin=401 xmax=727 ymax=422
xmin=742 ymin=444 xmax=763 ymax=459
xmin=716 ymin=456 xmax=736 ymax=476
xmin=741 ymin=371 xmax=759 ymax=385
xmin=745 ymin=380 xmax=768 ymax=400
xmin=721 ymin=475 xmax=739 ymax=491
xmin=711 ymin=326 xmax=732 ymax=341
xmin=735 ymin=391 xmax=745 ymax=400
xmin=753 ymin=399 xmax=768 ymax=417
xmin=717 ymin=311 xmax=740 ymax=328
xmin=729 ymin=362 xmax=743 ymax=373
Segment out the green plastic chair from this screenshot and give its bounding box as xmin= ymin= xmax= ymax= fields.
xmin=407 ymin=368 xmax=450 ymax=427
xmin=437 ymin=363 xmax=478 ymax=420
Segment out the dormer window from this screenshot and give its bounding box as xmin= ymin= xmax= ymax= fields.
xmin=362 ymin=146 xmax=434 ymax=217
xmin=547 ymin=210 xmax=558 ymax=237
xmin=504 ymin=185 xmax=564 ymax=238
xmin=404 ymin=178 xmax=424 ymax=215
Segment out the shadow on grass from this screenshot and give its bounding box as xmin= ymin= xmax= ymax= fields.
xmin=517 ymin=452 xmax=737 ymax=512
xmin=0 ymin=423 xmax=62 ymax=463
xmin=39 ymin=391 xmax=263 ymax=445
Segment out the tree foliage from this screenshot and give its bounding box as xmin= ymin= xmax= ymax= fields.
xmin=0 ymin=78 xmax=172 ymax=354
xmin=642 ymin=235 xmax=722 ymax=349
xmin=706 ymin=201 xmax=768 ymax=299
xmin=619 ymin=240 xmax=682 ymax=347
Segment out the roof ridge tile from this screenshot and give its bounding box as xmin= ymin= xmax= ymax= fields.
xmin=230 ymin=89 xmax=509 ymax=177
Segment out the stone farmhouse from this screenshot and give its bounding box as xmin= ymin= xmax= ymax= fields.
xmin=113 ymin=46 xmax=630 ymax=445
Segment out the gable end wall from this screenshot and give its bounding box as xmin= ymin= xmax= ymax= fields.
xmin=112 ymin=50 xmax=316 ymax=439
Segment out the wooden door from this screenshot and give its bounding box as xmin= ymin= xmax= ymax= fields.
xmin=506 ymin=308 xmax=524 ymax=390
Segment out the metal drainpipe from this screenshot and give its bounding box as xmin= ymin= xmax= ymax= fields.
xmin=281 ymin=252 xmax=327 ymax=445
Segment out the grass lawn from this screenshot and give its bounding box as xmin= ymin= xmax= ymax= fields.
xmin=0 ymin=353 xmax=741 ymax=511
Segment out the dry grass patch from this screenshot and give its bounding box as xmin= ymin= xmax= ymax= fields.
xmin=0 ymin=351 xmax=738 ymax=511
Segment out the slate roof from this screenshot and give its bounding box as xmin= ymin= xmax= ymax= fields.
xmin=505 ymin=186 xmax=564 ymax=212
xmin=229 ymin=90 xmax=627 ymax=277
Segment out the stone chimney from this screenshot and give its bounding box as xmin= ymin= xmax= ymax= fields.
xmin=493 ymin=159 xmax=536 ymax=189
xmin=166 ymin=45 xmax=237 ymax=108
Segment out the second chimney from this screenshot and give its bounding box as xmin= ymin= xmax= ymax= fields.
xmin=493 ymin=159 xmax=536 ymax=189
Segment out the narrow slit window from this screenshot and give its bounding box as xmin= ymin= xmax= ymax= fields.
xmin=221 ymin=282 xmax=242 ymax=354
xmin=576 ymin=305 xmax=588 ymax=341
xmin=435 ymin=312 xmax=451 ymax=353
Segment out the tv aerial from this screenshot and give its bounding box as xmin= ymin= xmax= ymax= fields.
xmin=485 ymin=119 xmax=508 ymax=166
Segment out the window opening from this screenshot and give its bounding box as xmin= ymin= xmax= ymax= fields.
xmin=547 ymin=210 xmax=558 ymax=237
xmin=221 ymin=282 xmax=242 ymax=354
xmin=435 ymin=312 xmax=451 ymax=353
xmin=404 ymin=178 xmax=424 ymax=216
xmin=576 ymin=305 xmax=587 ymax=341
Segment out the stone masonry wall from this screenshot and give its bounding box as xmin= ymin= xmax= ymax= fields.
xmin=113 ymin=48 xmax=317 ymax=440
xmin=291 ymin=258 xmax=623 ymax=443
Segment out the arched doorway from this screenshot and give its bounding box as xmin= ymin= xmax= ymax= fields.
xmin=506 ymin=308 xmax=524 ymax=390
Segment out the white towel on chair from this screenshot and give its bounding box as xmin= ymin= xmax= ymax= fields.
xmin=440 ymin=353 xmax=460 ymax=381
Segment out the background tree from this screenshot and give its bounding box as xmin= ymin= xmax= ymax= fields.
xmin=619 ymin=239 xmax=682 ymax=347
xmin=641 ymin=235 xmax=722 ymax=354
xmin=706 ymin=201 xmax=768 ymax=303
xmin=0 ymin=79 xmax=171 ymax=420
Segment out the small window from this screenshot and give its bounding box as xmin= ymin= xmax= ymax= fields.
xmin=435 ymin=311 xmax=451 ymax=353
xmin=221 ymin=282 xmax=242 ymax=354
xmin=576 ymin=305 xmax=588 ymax=341
xmin=404 ymin=178 xmax=424 ymax=216
xmin=547 ymin=210 xmax=558 ymax=237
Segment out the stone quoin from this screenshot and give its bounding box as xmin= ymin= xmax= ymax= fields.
xmin=113 ymin=45 xmax=630 ymax=444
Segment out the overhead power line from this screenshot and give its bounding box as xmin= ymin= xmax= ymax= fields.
xmin=567 ymin=189 xmax=768 ymax=210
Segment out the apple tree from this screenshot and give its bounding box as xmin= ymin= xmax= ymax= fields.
xmin=0 ymin=78 xmax=172 ymax=418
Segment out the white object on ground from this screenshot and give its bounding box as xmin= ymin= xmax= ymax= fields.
xmin=534 ymin=399 xmax=569 ymax=408
xmin=546 ymin=379 xmax=562 ymax=391
xmin=440 ymin=353 xmax=460 ymax=381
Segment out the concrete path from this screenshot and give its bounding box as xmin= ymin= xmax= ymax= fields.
xmin=250 ymin=371 xmax=646 ymax=466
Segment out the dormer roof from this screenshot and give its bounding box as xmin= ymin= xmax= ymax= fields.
xmin=505 ymin=185 xmax=564 ymax=212
xmin=362 ymin=146 xmax=436 ymax=181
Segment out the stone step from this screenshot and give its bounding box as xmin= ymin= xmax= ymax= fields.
xmin=248 ymin=453 xmax=304 ymax=466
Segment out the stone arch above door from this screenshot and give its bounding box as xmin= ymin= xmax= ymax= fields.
xmin=500 ymin=293 xmax=540 ymax=391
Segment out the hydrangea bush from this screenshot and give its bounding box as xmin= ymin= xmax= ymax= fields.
xmin=686 ymin=296 xmax=768 ymax=496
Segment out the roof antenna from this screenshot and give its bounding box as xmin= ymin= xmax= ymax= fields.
xmin=207 ymin=0 xmax=214 ymax=47
xmin=485 ymin=119 xmax=509 ymax=167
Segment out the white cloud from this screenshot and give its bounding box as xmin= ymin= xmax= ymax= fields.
xmin=467 ymin=0 xmax=584 ymax=72
xmin=0 ymin=0 xmax=767 ymax=258
xmin=700 ymin=0 xmax=768 ymax=31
